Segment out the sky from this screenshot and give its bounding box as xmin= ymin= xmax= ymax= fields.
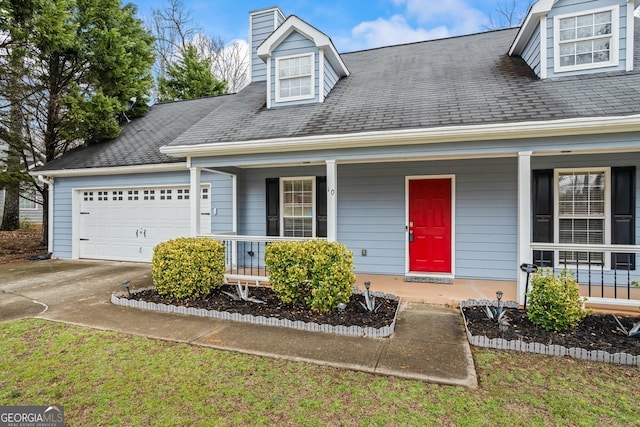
xmin=131 ymin=0 xmax=525 ymax=53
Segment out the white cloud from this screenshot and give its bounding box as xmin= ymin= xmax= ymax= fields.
xmin=343 ymin=0 xmax=489 ymax=51
xmin=348 ymin=14 xmax=450 ymax=50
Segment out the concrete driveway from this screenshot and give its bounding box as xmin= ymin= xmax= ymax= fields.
xmin=0 ymin=260 xmax=153 ymax=323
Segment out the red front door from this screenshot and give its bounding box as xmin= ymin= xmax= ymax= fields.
xmin=409 ymin=178 xmax=452 ymax=273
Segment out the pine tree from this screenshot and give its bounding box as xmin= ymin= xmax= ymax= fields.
xmin=158 ymin=44 xmax=227 ymax=102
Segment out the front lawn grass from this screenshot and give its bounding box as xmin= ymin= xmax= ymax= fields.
xmin=1 ymin=319 xmax=638 ymax=426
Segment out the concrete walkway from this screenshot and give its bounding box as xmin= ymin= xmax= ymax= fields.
xmin=0 ymin=260 xmax=477 ymax=388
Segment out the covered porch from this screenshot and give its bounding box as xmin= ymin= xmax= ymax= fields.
xmin=184 ymin=136 xmax=640 ymax=311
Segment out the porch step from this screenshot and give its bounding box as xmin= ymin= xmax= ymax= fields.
xmin=404 ymin=275 xmax=453 ymax=285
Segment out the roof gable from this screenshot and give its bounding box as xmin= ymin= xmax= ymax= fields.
xmin=257 ymin=15 xmax=349 ymax=78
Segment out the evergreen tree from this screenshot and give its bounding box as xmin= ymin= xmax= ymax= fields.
xmin=0 ymin=0 xmax=155 ymax=239
xmin=158 ymin=44 xmax=227 ymax=102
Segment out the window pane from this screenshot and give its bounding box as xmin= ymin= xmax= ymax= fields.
xmin=560 ymin=44 xmax=575 ymax=56
xmin=560 ymin=28 xmax=576 ymax=41
xmin=594 ymin=11 xmax=611 ymax=25
xmin=576 ymin=14 xmax=593 ymax=27
xmin=577 ymin=26 xmax=593 ymax=39
xmin=593 ymin=39 xmax=610 ymax=51
xmin=284 ymin=218 xmax=312 ymax=237
xmin=559 ymin=17 xmax=575 ymax=30
xmin=576 ymin=40 xmax=592 ymax=53
xmin=557 ymin=171 xmax=606 ymax=266
xmin=594 ymin=23 xmax=611 ymax=36
xmin=281 ymin=178 xmax=314 ymax=237
xmin=593 ymin=51 xmax=609 ymax=63
xmin=560 ymin=55 xmax=575 ymax=67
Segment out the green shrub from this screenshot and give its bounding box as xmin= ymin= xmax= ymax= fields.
xmin=151 ymin=237 xmax=225 ymax=301
xmin=527 ymin=268 xmax=587 ymax=332
xmin=19 ymin=219 xmax=34 ymax=231
xmin=265 ymin=240 xmax=355 ymax=312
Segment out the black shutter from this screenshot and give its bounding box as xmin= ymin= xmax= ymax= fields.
xmin=316 ymin=176 xmax=327 ymax=238
xmin=611 ymin=166 xmax=635 ymax=270
xmin=266 ymin=178 xmax=279 ymax=236
xmin=532 ymin=169 xmax=554 ymax=267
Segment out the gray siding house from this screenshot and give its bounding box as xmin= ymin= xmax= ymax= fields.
xmin=0 ymin=141 xmax=43 ymax=226
xmin=34 ymin=0 xmax=640 ymax=306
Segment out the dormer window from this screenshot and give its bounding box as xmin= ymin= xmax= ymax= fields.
xmin=275 ymin=53 xmax=315 ymax=102
xmin=554 ymin=6 xmax=619 ymax=73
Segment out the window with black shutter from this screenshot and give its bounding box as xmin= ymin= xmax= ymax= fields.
xmin=265 ymin=176 xmax=327 ymax=238
xmin=533 ymin=167 xmax=636 ymax=270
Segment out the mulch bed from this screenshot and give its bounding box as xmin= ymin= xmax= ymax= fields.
xmin=0 ymin=230 xmax=48 ymax=265
xmin=127 ymin=285 xmax=398 ymax=329
xmin=463 ymin=306 xmax=640 ymax=356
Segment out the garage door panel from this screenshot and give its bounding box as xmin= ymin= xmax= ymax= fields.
xmin=78 ymin=185 xmax=212 ymax=262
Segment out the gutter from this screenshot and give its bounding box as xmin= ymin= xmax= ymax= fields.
xmin=28 ymin=162 xmax=189 ymax=178
xmin=36 ymin=175 xmax=54 ymax=254
xmin=160 ymin=114 xmax=640 ymax=158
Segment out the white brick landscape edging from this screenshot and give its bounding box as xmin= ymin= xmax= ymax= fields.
xmin=112 ymin=287 xmax=400 ymax=338
xmin=460 ymin=299 xmax=639 ymax=366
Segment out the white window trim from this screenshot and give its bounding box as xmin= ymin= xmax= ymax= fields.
xmin=274 ymin=52 xmax=315 ymax=103
xmin=19 ymin=191 xmax=39 ymax=210
xmin=553 ymin=5 xmax=619 ymax=73
xmin=553 ymin=167 xmax=611 ymax=270
xmin=279 ymin=176 xmax=316 ymax=238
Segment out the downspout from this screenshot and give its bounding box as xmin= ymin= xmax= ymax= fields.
xmin=37 ymin=175 xmax=54 ymax=254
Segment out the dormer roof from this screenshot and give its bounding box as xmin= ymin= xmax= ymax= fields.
xmin=510 ymin=0 xmax=640 ymax=56
xmin=256 ymin=15 xmax=350 ymax=78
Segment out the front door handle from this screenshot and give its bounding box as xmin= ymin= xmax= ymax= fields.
xmin=409 ymin=231 xmax=414 ymax=242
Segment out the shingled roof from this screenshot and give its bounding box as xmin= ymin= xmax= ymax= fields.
xmin=37 ymin=95 xmax=228 ymax=171
xmin=40 ymin=20 xmax=640 ymax=171
xmin=168 ymin=24 xmax=640 ymax=149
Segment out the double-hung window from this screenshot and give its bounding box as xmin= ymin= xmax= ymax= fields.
xmin=554 ymin=6 xmax=619 ymax=72
xmin=19 ymin=189 xmax=38 ymax=210
xmin=556 ymin=169 xmax=610 ymax=268
xmin=275 ymin=53 xmax=314 ymax=102
xmin=281 ymin=177 xmax=315 ymax=237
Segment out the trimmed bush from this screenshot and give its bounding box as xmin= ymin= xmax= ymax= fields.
xmin=527 ymin=268 xmax=587 ymax=332
xmin=151 ymin=237 xmax=225 ymax=301
xmin=264 ymin=240 xmax=355 ymax=312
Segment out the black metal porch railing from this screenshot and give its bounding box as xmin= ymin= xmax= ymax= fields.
xmin=198 ymin=234 xmax=324 ymax=284
xmin=531 ymin=243 xmax=640 ymax=306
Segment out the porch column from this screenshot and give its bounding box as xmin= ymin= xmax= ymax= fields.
xmin=326 ymin=159 xmax=338 ymax=242
xmin=190 ymin=166 xmax=201 ymax=237
xmin=517 ymin=151 xmax=532 ymax=305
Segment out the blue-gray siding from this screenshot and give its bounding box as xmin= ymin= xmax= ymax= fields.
xmin=237 ymin=160 xmax=517 ymax=279
xmin=522 ymin=21 xmax=541 ymax=77
xmin=250 ymin=8 xmax=285 ymax=83
xmin=323 ymin=58 xmax=340 ymax=98
xmin=0 ymin=188 xmax=44 ymax=225
xmin=271 ymin=31 xmax=320 ymax=106
xmin=545 ymin=0 xmax=629 ymax=78
xmin=234 ymin=152 xmax=640 ymax=281
xmin=51 ymin=171 xmax=232 ymax=259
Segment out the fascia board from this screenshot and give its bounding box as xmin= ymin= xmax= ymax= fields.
xmin=509 ymin=0 xmax=557 ymax=55
xmin=30 ymin=162 xmax=188 ymax=178
xmin=257 ymin=15 xmax=349 ymax=77
xmin=160 ymin=115 xmax=640 ymax=158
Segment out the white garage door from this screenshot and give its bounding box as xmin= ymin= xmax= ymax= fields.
xmin=78 ymin=185 xmax=211 ymax=262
